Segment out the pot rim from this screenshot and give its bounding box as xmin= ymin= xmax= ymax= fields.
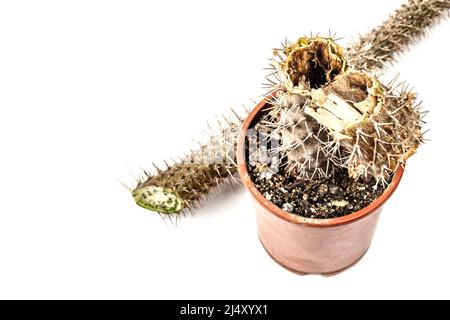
xmin=237 ymin=95 xmax=404 ymax=228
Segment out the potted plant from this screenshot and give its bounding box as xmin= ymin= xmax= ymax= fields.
xmin=236 ymin=36 xmax=423 ymax=275
xmin=130 ymin=0 xmax=448 ymax=274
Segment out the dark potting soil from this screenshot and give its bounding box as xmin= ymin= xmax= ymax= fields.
xmin=248 ymin=163 xmax=392 ymax=219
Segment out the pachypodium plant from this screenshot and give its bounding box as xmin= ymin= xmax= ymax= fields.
xmin=131 ymin=0 xmax=449 ymax=216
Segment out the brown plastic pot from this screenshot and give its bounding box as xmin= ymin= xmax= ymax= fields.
xmin=237 ymin=95 xmax=404 ymax=276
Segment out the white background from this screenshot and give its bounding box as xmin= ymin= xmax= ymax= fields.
xmin=0 ymin=0 xmax=449 ymax=300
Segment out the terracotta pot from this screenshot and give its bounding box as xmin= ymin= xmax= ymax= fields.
xmin=237 ymin=96 xmax=404 ymax=276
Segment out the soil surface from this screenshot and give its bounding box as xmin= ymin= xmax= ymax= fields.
xmin=248 ymin=163 xmax=391 ymax=219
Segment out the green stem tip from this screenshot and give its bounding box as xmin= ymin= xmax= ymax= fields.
xmin=132 ymin=186 xmax=183 ymax=214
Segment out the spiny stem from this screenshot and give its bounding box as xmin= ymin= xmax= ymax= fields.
xmin=132 ymin=113 xmax=244 ymax=215
xmin=346 ymin=0 xmax=450 ymax=72
xmin=133 ymin=163 xmax=238 ymax=214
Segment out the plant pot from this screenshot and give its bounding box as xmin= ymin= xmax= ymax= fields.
xmin=237 ymin=95 xmax=404 ymax=276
